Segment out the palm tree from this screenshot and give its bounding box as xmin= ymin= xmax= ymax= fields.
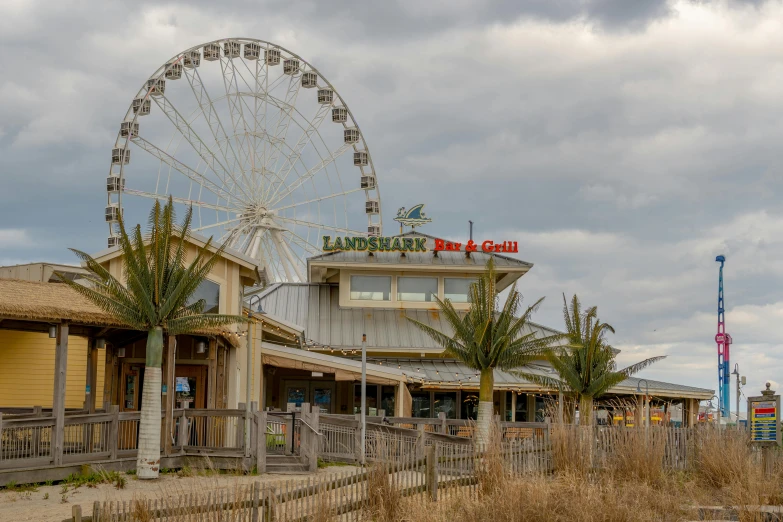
xmin=537 ymin=294 xmax=665 ymax=426
xmin=406 ymin=258 xmax=561 ymax=442
xmin=59 ymin=197 xmax=247 ymax=479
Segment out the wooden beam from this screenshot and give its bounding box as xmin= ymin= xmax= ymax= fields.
xmin=103 ymin=344 xmax=116 ymax=408
xmin=85 ymin=339 xmax=98 ymax=413
xmin=207 ymin=340 xmax=220 ymax=409
xmin=52 ymin=322 xmax=69 ymax=466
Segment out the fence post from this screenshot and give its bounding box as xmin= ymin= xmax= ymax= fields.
xmin=251 ymin=481 xmax=261 ymax=522
xmin=438 ymin=412 xmax=447 ymax=434
xmin=426 ymin=444 xmax=437 ymax=501
xmin=71 ymin=504 xmax=82 ymax=522
xmin=417 ymin=424 xmax=426 ymax=460
xmin=91 ymin=501 xmax=100 ymax=522
xmin=109 ymin=405 xmax=119 ymax=460
xmin=264 ymin=487 xmax=277 ymax=521
xmin=256 ymin=411 xmax=267 ymax=473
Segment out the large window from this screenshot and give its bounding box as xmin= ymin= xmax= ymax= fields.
xmin=350 ymin=275 xmax=391 ymax=301
xmin=353 ymin=384 xmax=379 ymax=415
xmin=434 ymin=392 xmax=458 ymax=419
xmin=381 ymin=386 xmax=396 ymax=416
xmin=462 ymin=392 xmax=479 ymax=420
xmin=187 ymin=279 xmax=220 ymax=313
xmin=397 ymin=276 xmax=438 ymax=302
xmin=411 ymin=392 xmax=431 ymax=418
xmin=444 ymin=278 xmax=476 ymax=303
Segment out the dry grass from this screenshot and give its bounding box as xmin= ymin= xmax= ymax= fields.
xmin=92 ymin=425 xmax=783 ymax=522
xmin=400 ymin=474 xmax=693 ymax=522
xmin=366 ymin=460 xmax=402 ymax=522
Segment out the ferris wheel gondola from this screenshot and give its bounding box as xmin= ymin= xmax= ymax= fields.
xmin=106 ymin=38 xmax=382 ymax=282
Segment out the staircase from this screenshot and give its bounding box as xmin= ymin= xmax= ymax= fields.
xmin=266 ymin=454 xmax=310 ymax=474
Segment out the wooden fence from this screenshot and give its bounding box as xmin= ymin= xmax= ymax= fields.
xmin=65 ymin=439 xmax=543 ymax=522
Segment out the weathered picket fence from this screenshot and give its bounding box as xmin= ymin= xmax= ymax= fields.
xmin=64 ymin=436 xmax=551 ymax=522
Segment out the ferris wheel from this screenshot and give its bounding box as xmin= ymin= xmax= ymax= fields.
xmin=106 ymin=38 xmax=382 ymax=282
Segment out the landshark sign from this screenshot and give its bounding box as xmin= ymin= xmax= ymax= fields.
xmin=322 ymin=236 xmax=427 ymax=252
xmin=394 ymin=204 xmax=432 ymax=229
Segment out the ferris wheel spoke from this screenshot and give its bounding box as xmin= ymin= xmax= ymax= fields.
xmin=122 ymin=188 xmax=236 ymax=214
xmin=273 ymin=186 xmax=365 ymax=213
xmin=284 ymin=229 xmax=324 ymax=256
xmin=130 ymin=135 xmax=239 ymax=204
xmin=275 ymin=216 xmax=365 ymax=236
xmin=268 ymin=143 xmax=352 ymax=206
xmin=192 ymin=215 xmax=243 ymax=232
xmin=264 ymin=69 xmax=302 ymax=176
xmin=184 ymin=66 xmax=246 ymax=195
xmin=220 ymin=55 xmax=258 ymax=197
xmin=265 ymin=103 xmax=331 ymax=202
xmin=151 ymin=94 xmax=252 ymax=202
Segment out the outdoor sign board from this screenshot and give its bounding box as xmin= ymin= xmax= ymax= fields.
xmin=321 ymin=236 xmax=519 ymax=254
xmin=748 ymin=387 xmax=781 ymax=447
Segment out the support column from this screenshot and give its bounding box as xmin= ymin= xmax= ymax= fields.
xmin=207 ymin=340 xmax=218 ymax=409
xmin=511 ymin=392 xmax=517 ymax=422
xmin=163 ymin=335 xmax=176 ymax=455
xmin=84 ymin=339 xmax=93 ymax=412
xmin=52 ymin=322 xmax=69 ymax=466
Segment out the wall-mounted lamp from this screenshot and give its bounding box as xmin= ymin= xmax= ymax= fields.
xmin=117 ymin=347 xmax=126 ymax=358
xmin=48 ymin=325 xmax=57 ymax=339
xmin=96 ymin=338 xmax=106 ymax=349
xmin=196 ymin=340 xmax=207 ymax=354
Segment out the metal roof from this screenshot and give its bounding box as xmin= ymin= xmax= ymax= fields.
xmin=308 ymin=232 xmax=533 ymax=270
xmin=252 ymin=283 xmax=562 ymax=351
xmin=388 ymin=359 xmax=714 ymax=399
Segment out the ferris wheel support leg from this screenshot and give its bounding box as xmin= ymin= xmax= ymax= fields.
xmin=271 ymin=230 xmax=304 ymax=282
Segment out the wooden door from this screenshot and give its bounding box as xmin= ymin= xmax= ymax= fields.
xmin=174 ymin=365 xmax=208 ymax=409
xmin=119 ymin=364 xmax=144 ymax=450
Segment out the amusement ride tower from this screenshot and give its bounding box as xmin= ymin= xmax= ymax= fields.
xmin=715 ymin=255 xmax=731 ymax=418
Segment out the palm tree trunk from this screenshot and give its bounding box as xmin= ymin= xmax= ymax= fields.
xmin=477 ymin=368 xmax=495 ymax=445
xmin=137 ymin=327 xmax=163 ymax=479
xmin=579 ymin=395 xmax=593 ymax=426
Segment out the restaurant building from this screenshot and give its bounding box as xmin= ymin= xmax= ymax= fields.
xmin=249 ymin=231 xmax=714 ymax=425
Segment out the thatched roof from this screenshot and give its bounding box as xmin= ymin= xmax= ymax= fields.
xmin=0 ymin=279 xmax=241 ymax=347
xmin=0 ymin=279 xmax=125 ymax=326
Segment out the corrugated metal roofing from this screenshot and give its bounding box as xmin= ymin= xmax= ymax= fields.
xmin=255 ymin=283 xmax=561 ymax=350
xmin=388 ymin=359 xmax=713 ymax=398
xmin=308 ymin=232 xmax=533 ymax=269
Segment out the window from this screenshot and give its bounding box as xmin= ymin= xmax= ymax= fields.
xmin=462 ymin=393 xmax=479 ymax=420
xmin=434 ymin=392 xmax=458 ymax=419
xmin=411 ymin=392 xmax=431 ymax=418
xmin=187 ymin=279 xmax=220 ymax=313
xmin=381 ymin=386 xmax=396 ymax=416
xmin=354 ymin=384 xmax=378 ymax=415
xmin=444 ymin=278 xmax=476 ymax=303
xmin=350 ymin=275 xmax=391 ymax=301
xmin=397 ymin=276 xmax=438 ymax=302
xmin=505 ymin=392 xmax=529 ymax=422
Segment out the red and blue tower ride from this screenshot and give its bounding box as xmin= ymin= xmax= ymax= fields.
xmin=715 ymin=255 xmax=732 ymax=418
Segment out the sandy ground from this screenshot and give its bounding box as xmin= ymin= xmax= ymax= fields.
xmin=0 ymin=467 xmax=360 ymax=522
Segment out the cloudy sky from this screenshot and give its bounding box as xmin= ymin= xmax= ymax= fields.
xmin=1 ymin=0 xmax=782 ymax=410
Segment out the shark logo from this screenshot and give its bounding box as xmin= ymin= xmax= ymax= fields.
xmin=393 ymin=204 xmax=432 ymax=229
